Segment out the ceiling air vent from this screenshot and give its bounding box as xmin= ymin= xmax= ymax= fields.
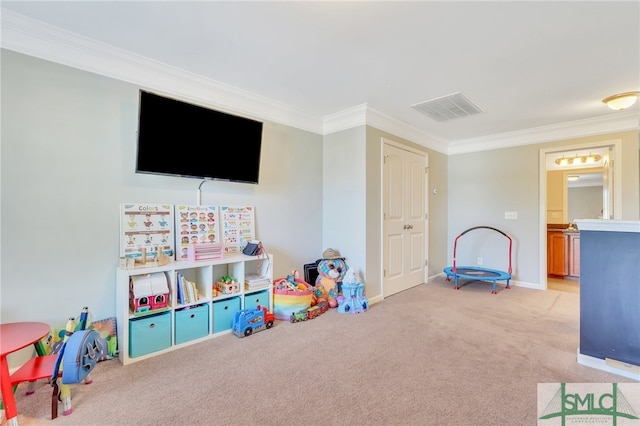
xmin=411 ymin=92 xmax=484 ymax=122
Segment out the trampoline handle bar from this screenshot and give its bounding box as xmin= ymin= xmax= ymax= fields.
xmin=451 ymin=226 xmax=512 ymax=274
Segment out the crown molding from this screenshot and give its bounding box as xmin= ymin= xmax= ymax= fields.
xmin=447 ymin=111 xmax=639 ymax=155
xmin=0 ymin=9 xmax=322 ymax=134
xmin=322 ymin=104 xmax=449 ymax=154
xmin=363 ymin=106 xmax=448 ymax=153
xmin=2 ymin=9 xmax=637 ymax=155
xmin=322 ymin=104 xmax=368 ymax=133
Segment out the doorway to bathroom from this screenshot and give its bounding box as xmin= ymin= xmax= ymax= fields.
xmin=539 ymin=140 xmax=622 ymax=291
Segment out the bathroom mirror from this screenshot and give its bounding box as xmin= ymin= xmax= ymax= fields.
xmin=567 ymin=172 xmax=604 ymax=220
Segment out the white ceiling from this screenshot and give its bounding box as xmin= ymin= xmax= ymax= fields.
xmin=2 ymin=1 xmax=639 ymax=154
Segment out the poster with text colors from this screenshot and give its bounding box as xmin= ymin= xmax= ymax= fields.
xmin=174 ymin=205 xmax=219 ymax=260
xmin=220 ymin=206 xmax=255 ymax=255
xmin=120 ymin=204 xmax=174 ymax=259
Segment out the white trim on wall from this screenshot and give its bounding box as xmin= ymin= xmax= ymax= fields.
xmin=0 ymin=9 xmax=322 ymax=134
xmin=538 ymin=139 xmax=623 ymax=290
xmin=2 ymin=8 xmax=636 ymax=156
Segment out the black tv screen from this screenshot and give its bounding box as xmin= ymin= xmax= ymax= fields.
xmin=136 ymin=90 xmax=263 ymax=184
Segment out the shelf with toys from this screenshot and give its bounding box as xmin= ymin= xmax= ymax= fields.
xmin=116 ymin=253 xmax=273 ymax=365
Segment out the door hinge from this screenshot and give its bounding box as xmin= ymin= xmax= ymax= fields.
xmin=424 ymin=259 xmax=428 ymax=267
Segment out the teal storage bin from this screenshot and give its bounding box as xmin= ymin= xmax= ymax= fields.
xmin=212 ymin=296 xmax=240 ymax=333
xmin=175 ymin=304 xmax=209 ymax=345
xmin=129 ymin=311 xmax=171 ymax=358
xmin=244 ymin=290 xmax=269 ymax=310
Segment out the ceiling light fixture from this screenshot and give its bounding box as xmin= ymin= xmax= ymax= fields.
xmin=602 ymin=91 xmax=640 ymax=110
xmin=567 ymin=175 xmax=580 ymax=181
xmin=555 ymin=154 xmax=602 ymax=166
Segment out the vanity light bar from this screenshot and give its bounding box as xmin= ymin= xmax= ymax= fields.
xmin=555 ymin=154 xmax=601 ymax=166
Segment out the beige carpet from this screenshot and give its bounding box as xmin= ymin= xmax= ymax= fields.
xmin=4 ymin=276 xmax=631 ymax=426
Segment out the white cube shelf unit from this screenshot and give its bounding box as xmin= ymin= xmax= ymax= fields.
xmin=116 ymin=253 xmax=273 ymax=365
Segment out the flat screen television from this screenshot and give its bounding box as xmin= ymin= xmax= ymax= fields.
xmin=136 ymin=90 xmax=263 ymax=184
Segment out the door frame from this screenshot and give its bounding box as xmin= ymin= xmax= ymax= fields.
xmin=381 ymin=137 xmax=429 ymax=298
xmin=538 ymin=139 xmax=622 ymax=289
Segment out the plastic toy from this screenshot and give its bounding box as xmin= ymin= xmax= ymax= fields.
xmin=444 ymin=226 xmax=513 ymax=294
xmin=337 ymin=267 xmax=368 ymax=314
xmin=290 ymin=300 xmax=329 ymax=322
xmin=272 ymin=271 xmax=315 ymax=320
xmin=232 ymin=305 xmax=275 ymax=337
xmin=129 ymin=273 xmax=169 ymax=313
xmin=214 ymin=275 xmax=239 ymax=296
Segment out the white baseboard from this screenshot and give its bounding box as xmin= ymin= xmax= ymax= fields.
xmin=577 ymin=349 xmax=640 ymax=381
xmin=368 ymin=294 xmax=384 ymax=306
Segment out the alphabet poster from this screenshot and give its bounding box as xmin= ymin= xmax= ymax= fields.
xmin=120 ymin=204 xmax=174 ymax=259
xmin=219 ymin=206 xmax=255 ymax=255
xmin=174 ymin=205 xmax=220 ymax=260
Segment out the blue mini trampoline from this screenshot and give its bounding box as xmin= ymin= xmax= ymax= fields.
xmin=444 ymin=226 xmax=512 ymax=294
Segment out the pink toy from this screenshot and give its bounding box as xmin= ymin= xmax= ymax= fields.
xmin=129 ymin=273 xmax=169 ymax=313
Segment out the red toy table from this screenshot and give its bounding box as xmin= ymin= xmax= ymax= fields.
xmin=0 ymin=322 xmax=50 ymax=426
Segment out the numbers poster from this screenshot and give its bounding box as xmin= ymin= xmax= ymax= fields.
xmin=174 ymin=205 xmax=219 ymax=260
xmin=219 ymin=206 xmax=255 ymax=255
xmin=120 ymin=204 xmax=174 ymax=259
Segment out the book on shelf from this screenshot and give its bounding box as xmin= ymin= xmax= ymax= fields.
xmin=176 ymin=273 xmax=199 ymax=304
xmin=177 ymin=273 xmax=184 ymax=304
xmin=186 ymin=279 xmax=195 ymax=303
xmin=245 ymin=273 xmax=271 ymax=289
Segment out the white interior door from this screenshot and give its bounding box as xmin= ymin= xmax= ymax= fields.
xmin=383 ymin=141 xmax=427 ymax=297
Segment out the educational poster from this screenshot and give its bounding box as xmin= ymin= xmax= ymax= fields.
xmin=219 ymin=206 xmax=255 ymax=255
xmin=120 ymin=204 xmax=174 ymax=259
xmin=174 ymin=205 xmax=219 ymax=260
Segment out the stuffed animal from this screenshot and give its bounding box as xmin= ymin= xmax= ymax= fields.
xmin=315 ymin=248 xmax=347 ymax=308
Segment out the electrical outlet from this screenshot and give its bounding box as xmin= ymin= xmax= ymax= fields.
xmin=505 ymin=211 xmax=518 ymax=219
xmin=477 ymin=257 xmax=483 ymax=266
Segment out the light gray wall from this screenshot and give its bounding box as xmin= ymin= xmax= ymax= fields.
xmin=448 ymin=131 xmax=640 ymax=286
xmin=322 ymin=126 xmax=367 ymax=284
xmin=321 ymin=126 xmax=450 ymax=302
xmin=1 ymin=50 xmax=323 ymax=328
xmin=448 ymin=145 xmax=540 ymax=283
xmin=364 ymin=129 xmax=382 ymax=296
xmin=421 ymin=145 xmax=448 ymax=278
xmin=3 ymin=48 xmax=638 ymax=354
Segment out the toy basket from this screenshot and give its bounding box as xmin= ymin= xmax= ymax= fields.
xmin=272 ymin=274 xmax=313 ymax=320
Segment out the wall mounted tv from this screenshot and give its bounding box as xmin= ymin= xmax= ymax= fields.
xmin=136 ymin=90 xmax=263 ymax=184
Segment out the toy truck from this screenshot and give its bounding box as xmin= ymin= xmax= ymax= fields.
xmin=232 ymin=305 xmax=275 ymax=337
